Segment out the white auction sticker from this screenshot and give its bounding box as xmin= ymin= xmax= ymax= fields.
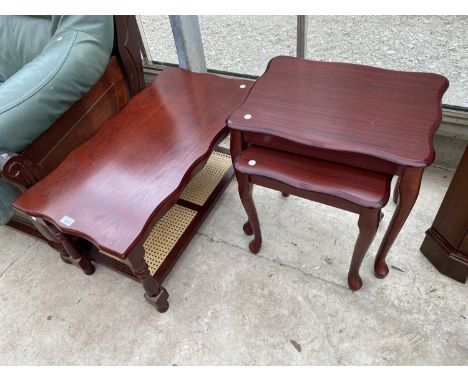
xmin=60 ymin=216 xmax=75 ymax=227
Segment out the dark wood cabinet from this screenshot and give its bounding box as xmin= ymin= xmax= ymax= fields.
xmin=421 ymin=144 xmax=468 ymax=283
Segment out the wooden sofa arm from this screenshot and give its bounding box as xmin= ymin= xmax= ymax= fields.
xmin=1 ymin=58 xmax=128 ymax=200
xmin=0 ymin=150 xmax=37 ymax=192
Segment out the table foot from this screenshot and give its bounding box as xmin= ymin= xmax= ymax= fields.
xmin=249 ymin=239 xmax=262 ymax=254
xmin=243 ymin=221 xmax=253 ymax=236
xmin=348 ymin=275 xmax=363 ymax=291
xmin=144 ymin=287 xmax=169 ymax=313
xmin=282 ymin=193 xmax=290 ymax=197
xmin=125 ymin=246 xmax=169 ymax=313
xmin=82 ymin=263 xmax=96 ymax=275
xmin=374 ymin=260 xmax=389 ymax=278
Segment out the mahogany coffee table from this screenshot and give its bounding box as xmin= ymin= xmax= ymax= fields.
xmin=13 ymin=68 xmax=251 ymax=312
xmin=228 ymin=56 xmax=448 ymax=286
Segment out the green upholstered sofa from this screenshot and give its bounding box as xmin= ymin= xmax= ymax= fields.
xmin=0 ymin=15 xmax=114 ymax=224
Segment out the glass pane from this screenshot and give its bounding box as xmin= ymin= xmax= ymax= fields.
xmin=199 ymin=15 xmax=296 ymax=76
xmin=139 ymin=15 xmax=178 ymax=64
xmin=306 ymin=15 xmax=468 ymax=107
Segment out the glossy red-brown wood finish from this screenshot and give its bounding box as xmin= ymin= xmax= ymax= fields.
xmin=4 ymin=57 xmax=128 ymax=251
xmin=113 ymin=16 xmax=146 ymax=98
xmin=13 ymin=69 xmax=251 ymax=257
xmin=229 ymin=56 xmax=448 ymax=288
xmin=242 ymin=132 xmax=400 ymax=176
xmin=235 ymin=146 xmax=391 ymax=209
xmin=87 ymin=146 xmax=235 ymax=285
xmin=1 ymin=58 xmax=127 ymax=192
xmin=374 ymin=167 xmax=423 ymax=277
xmin=124 ymin=245 xmax=169 ymax=313
xmin=4 ymin=15 xmax=143 ymax=248
xmin=421 ymin=145 xmax=468 ymax=283
xmin=231 ymin=132 xmax=388 ymax=290
xmin=231 ymin=131 xmax=390 ymax=290
xmin=228 ymin=56 xmax=448 ymax=168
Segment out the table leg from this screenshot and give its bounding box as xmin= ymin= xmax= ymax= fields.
xmin=47 ymin=223 xmax=95 ymax=275
xmin=348 ymin=208 xmax=381 ymax=290
xmin=392 ymin=176 xmax=401 ymax=203
xmin=26 ymin=217 xmax=73 ymax=264
xmin=374 ymin=167 xmax=424 ymax=278
xmin=124 ymin=246 xmax=169 ymax=313
xmin=237 ymin=173 xmax=262 ymax=254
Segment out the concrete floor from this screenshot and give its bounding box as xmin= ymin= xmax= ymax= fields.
xmin=0 ymin=165 xmax=467 ymax=365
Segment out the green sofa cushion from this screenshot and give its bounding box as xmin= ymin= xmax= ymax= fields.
xmin=0 ymin=16 xmax=114 ymax=224
xmin=0 ymin=16 xmax=52 ymax=81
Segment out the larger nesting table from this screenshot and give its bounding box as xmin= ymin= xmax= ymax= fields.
xmin=228 ymin=56 xmax=448 ymax=287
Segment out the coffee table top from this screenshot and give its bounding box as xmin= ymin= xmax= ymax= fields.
xmin=13 ymin=68 xmax=251 ymax=257
xmin=227 ymin=56 xmax=449 ymax=168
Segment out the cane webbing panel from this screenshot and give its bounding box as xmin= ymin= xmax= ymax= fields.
xmin=180 ymin=151 xmax=232 ymax=206
xmin=101 ymin=150 xmax=232 ymax=276
xmin=143 ymin=204 xmax=197 ymax=275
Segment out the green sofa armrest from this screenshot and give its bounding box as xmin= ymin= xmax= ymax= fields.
xmin=0 ymin=16 xmax=114 ymax=153
xmin=0 ymin=16 xmax=114 ymax=224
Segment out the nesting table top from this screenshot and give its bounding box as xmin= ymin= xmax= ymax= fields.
xmin=228 ymin=56 xmax=449 ymax=168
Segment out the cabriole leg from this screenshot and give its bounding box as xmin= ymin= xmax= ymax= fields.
xmin=237 ymin=173 xmax=262 ymax=254
xmin=392 ymin=176 xmax=401 ymax=204
xmin=375 ymin=168 xmax=423 ymax=278
xmin=348 ymin=208 xmax=381 ymax=291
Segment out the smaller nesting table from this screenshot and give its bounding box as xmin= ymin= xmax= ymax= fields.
xmin=234 ymin=146 xmax=391 ymax=290
xmin=228 ymin=56 xmax=448 ymax=289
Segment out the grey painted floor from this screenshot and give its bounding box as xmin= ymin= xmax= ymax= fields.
xmin=0 ymin=166 xmax=467 ymax=365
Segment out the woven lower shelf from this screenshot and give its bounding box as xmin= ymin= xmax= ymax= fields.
xmin=141 ymin=150 xmax=232 ymax=276
xmin=143 ymin=204 xmax=197 ymax=275
xmin=93 ymin=149 xmax=233 ymax=279
xmin=180 ymin=151 xmax=232 ymax=206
